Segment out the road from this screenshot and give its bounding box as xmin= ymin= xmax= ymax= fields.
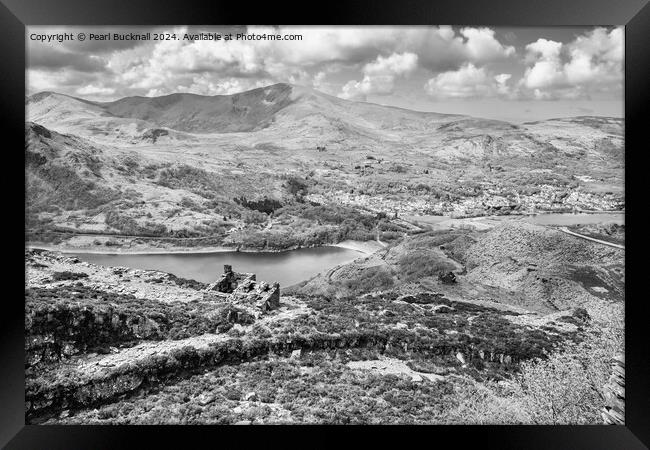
xmin=559 ymin=227 xmax=625 ymax=250
xmin=28 ymin=229 xmax=222 ymax=241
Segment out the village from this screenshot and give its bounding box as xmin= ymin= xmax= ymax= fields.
xmin=306 ymin=183 xmax=623 ymax=218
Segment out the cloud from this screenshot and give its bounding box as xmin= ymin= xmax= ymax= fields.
xmin=25 ymin=25 xmax=622 ymax=106
xmin=519 ymin=27 xmax=623 ymax=99
xmin=28 ymin=69 xmax=101 ymax=93
xmin=380 ymin=26 xmax=515 ymax=72
xmin=311 ymin=66 xmax=343 ymax=95
xmin=565 ymin=27 xmax=623 ymax=85
xmin=459 ymin=27 xmax=516 ymax=63
xmin=28 ymin=45 xmax=106 ymax=73
xmin=312 ymin=71 xmax=327 ymax=89
xmin=339 ymin=52 xmax=418 ymax=100
xmin=522 ymin=39 xmax=565 ymax=89
xmin=575 ymin=106 xmax=594 ymax=114
xmin=246 ymin=26 xmax=513 ymax=72
xmin=76 ymin=84 xmax=116 ymax=96
xmin=495 ymin=73 xmax=512 ymax=95
xmin=27 ymin=25 xmax=516 ymax=100
xmin=424 ymin=63 xmax=512 ymax=99
xmin=159 ymin=75 xmax=271 ymax=97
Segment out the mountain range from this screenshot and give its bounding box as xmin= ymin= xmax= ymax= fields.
xmin=26 ymin=83 xmax=623 ymax=158
xmin=25 ymin=83 xmax=625 ymax=244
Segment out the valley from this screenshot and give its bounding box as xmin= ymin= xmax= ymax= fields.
xmin=26 ymin=83 xmax=623 ymax=253
xmin=24 ymin=83 xmax=625 ymax=424
xmin=25 ymin=221 xmax=624 ymax=424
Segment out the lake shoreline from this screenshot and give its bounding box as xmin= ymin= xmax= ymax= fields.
xmin=26 ymin=211 xmax=622 ymax=257
xmin=32 ymin=244 xmax=368 ymax=287
xmin=26 ymin=239 xmax=379 ymax=257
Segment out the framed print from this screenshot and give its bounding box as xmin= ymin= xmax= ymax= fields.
xmin=1 ymin=0 xmax=647 ymax=447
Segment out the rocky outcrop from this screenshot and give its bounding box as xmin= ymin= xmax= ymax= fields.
xmin=397 ymin=292 xmax=447 ymax=304
xmin=602 ymin=354 xmax=624 ymax=425
xmin=438 ymin=271 xmax=457 ymax=284
xmin=141 ymin=128 xmax=168 ymax=143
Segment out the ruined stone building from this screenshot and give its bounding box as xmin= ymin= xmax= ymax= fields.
xmin=205 ymin=265 xmax=280 ymax=312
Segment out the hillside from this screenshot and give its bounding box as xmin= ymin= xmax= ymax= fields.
xmin=26 ymin=84 xmax=624 ymax=250
xmin=292 ymin=221 xmax=624 ymax=314
xmin=24 ymin=82 xmax=625 ymax=425
xmin=28 ymin=84 xmax=462 ymax=135
xmin=27 ymin=84 xmax=624 ymax=167
xmin=24 ymin=221 xmax=624 ymax=424
xmin=97 ymin=84 xmax=296 ymax=133
xmin=27 ymin=92 xmax=198 ymax=145
xmin=26 ymin=83 xmax=624 ymax=163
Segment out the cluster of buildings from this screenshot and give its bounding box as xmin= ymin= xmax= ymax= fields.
xmin=305 ymin=183 xmax=623 ymax=219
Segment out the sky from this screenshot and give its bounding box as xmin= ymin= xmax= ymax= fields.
xmin=26 ymin=25 xmax=624 ymax=123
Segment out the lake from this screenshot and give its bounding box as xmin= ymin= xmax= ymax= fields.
xmin=72 ymin=246 xmax=363 ymax=287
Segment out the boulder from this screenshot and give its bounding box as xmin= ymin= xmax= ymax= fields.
xmin=410 ymin=373 xmax=423 ymax=382
xmin=432 ymin=304 xmax=454 ymax=313
xmin=439 ymin=271 xmax=457 ymax=284
xmin=197 ymin=393 xmax=215 ymax=406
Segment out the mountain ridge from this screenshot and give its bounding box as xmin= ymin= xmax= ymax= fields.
xmin=27 ymin=82 xmax=623 ymax=133
xmin=28 ymin=83 xmax=472 ymax=136
xmin=26 ymin=83 xmax=624 ymax=172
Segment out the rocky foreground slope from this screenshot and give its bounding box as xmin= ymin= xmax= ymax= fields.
xmin=25 ymin=223 xmax=623 ymax=424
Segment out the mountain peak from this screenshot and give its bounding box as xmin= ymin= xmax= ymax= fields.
xmin=28 ymin=91 xmax=59 ymax=102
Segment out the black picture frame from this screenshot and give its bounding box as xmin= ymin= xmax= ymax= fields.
xmin=2 ymin=0 xmax=647 ymax=448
